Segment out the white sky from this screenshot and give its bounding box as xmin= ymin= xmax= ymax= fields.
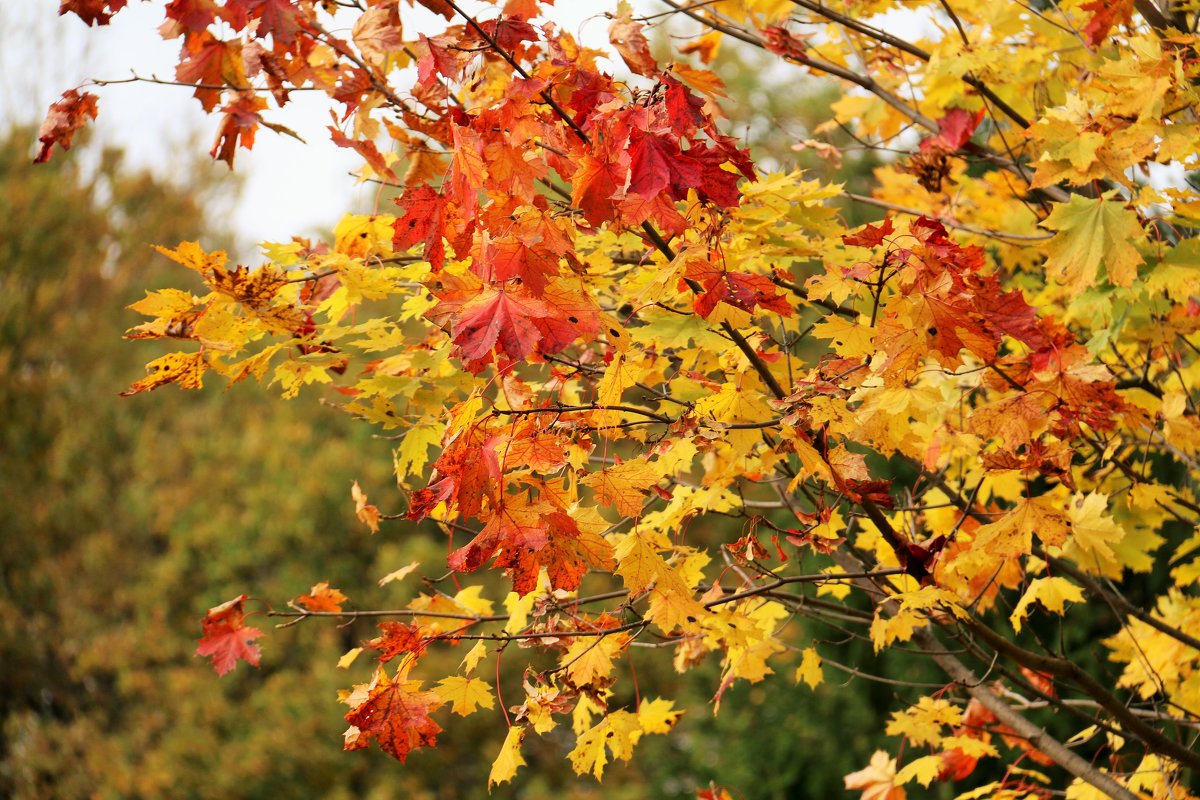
xmin=1 ymin=3 xmax=634 ymax=259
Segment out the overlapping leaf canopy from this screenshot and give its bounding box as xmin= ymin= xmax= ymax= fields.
xmin=48 ymin=0 xmax=1200 ymax=797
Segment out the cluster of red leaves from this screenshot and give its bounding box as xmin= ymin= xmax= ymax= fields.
xmin=408 ymin=417 xmax=615 ymax=596
xmin=400 ymin=12 xmax=755 ymax=370
xmin=859 ymin=216 xmax=1126 ymax=475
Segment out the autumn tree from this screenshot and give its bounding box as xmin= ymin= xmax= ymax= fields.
xmin=42 ymin=0 xmax=1200 ymax=797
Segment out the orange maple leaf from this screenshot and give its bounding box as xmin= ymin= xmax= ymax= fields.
xmin=344 ymin=668 xmax=443 ymax=763
xmin=294 ymin=581 xmax=347 ymax=613
xmin=195 ymin=594 xmax=263 ymax=676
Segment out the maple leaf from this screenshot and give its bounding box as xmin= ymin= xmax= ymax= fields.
xmin=294 ymin=581 xmax=347 ymax=613
xmin=433 ymin=676 xmax=495 ymax=716
xmin=365 ymin=622 xmax=429 ymax=664
xmin=391 ymin=184 xmax=447 ymax=269
xmin=175 ymin=32 xmax=248 ymax=112
xmin=844 ymin=750 xmax=906 ymax=800
xmin=1041 ymin=194 xmax=1144 ymax=291
xmin=920 ymin=107 xmax=985 ymax=153
xmin=452 ymin=286 xmax=548 ymax=367
xmin=1065 ymin=491 xmax=1127 ymax=574
xmin=448 ymin=497 xmax=547 ymax=578
xmin=842 ymin=217 xmax=894 ymax=248
xmin=582 ymin=458 xmax=663 ymax=517
xmin=608 ymin=1 xmax=657 ymax=76
xmin=352 ymin=481 xmax=382 ymax=533
xmin=762 ymin=26 xmax=813 ymax=61
xmin=195 ymin=594 xmax=263 ymax=676
xmin=489 ymin=724 xmax=527 ymax=789
xmin=972 ymin=496 xmax=1070 ymax=557
xmin=343 ymin=668 xmax=443 ymax=763
xmin=794 ymin=647 xmax=824 ymax=689
xmin=571 ymin=152 xmax=628 ymax=228
xmin=1010 ymin=577 xmax=1085 ymax=633
xmin=614 ymin=529 xmax=706 ymax=631
xmin=408 ymin=428 xmax=496 ymax=521
xmin=689 ymin=264 xmax=793 ymax=318
xmin=211 ymin=92 xmax=267 ymax=168
xmin=164 ymin=0 xmax=220 ymax=35
xmin=121 ymin=351 xmax=207 ymax=396
xmin=226 ymin=0 xmax=309 ymax=47
xmin=34 ymin=89 xmax=99 ymax=164
xmin=58 ymin=0 xmax=128 ymax=26
xmin=679 ymin=30 xmax=722 ymax=63
xmin=569 ymin=709 xmax=643 ymax=780
xmin=1080 ymin=0 xmax=1134 ymax=47
xmin=627 ymin=130 xmax=701 ymax=201
xmin=351 ymin=5 xmax=404 ymax=67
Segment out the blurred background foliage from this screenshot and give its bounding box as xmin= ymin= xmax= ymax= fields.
xmin=0 ymin=33 xmax=930 ymax=799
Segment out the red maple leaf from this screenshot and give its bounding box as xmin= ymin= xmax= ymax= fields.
xmin=58 ymin=0 xmax=128 ymax=26
xmin=449 ymin=499 xmax=614 ymax=595
xmin=164 ymin=0 xmax=220 ymax=35
xmin=452 ymin=286 xmax=548 ymax=367
xmin=689 ymin=264 xmax=793 ymax=318
xmin=408 ymin=428 xmax=498 ymax=521
xmin=571 ymin=151 xmax=629 ymax=228
xmin=1080 ymin=0 xmax=1134 ymax=47
xmin=365 ymin=622 xmax=429 ymax=664
xmin=392 ymin=184 xmax=448 ymax=269
xmin=920 ymin=107 xmax=985 ymax=153
xmin=195 ymin=594 xmax=263 ymax=676
xmin=329 ymin=125 xmax=397 ymax=181
xmin=225 ymin=0 xmax=310 ymax=47
xmin=662 ymin=73 xmax=707 ymax=137
xmin=628 ymin=130 xmax=701 ymax=201
xmin=842 ymin=217 xmax=894 ymax=248
xmin=344 ymin=669 xmax=443 ymax=763
xmin=211 ymin=92 xmax=266 ymax=167
xmin=531 ymin=280 xmax=602 ymax=354
xmin=34 ymin=90 xmax=99 ymax=164
xmin=449 ymin=498 xmax=547 ymax=577
xmin=682 ymin=138 xmax=752 ymax=207
xmin=175 ymin=32 xmax=247 ymax=111
xmin=762 ymin=26 xmax=813 ymax=61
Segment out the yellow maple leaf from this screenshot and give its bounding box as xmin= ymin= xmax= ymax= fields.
xmin=581 ymin=458 xmax=664 ymax=517
xmin=894 ymin=754 xmax=945 ymax=788
xmin=636 ymin=698 xmax=682 ymax=734
xmin=121 ymin=351 xmax=207 ymax=396
xmin=333 ymin=213 xmax=396 ymax=258
xmin=377 ymin=560 xmax=420 ymax=587
xmin=1041 ymin=194 xmax=1144 ymax=291
xmin=794 ymin=647 xmax=824 ymax=689
xmin=434 ymin=676 xmax=495 ymax=716
xmin=560 ymin=632 xmax=630 ymax=689
xmin=613 ymin=529 xmax=706 ymax=631
xmin=973 ymin=496 xmax=1070 ymax=556
xmin=1066 ymin=492 xmax=1127 ymax=575
xmin=152 ymin=240 xmax=227 ymax=276
xmin=568 ymin=709 xmax=642 ymax=780
xmin=886 ymin=697 xmax=961 ymax=747
xmin=1010 ymin=577 xmax=1085 ymax=633
xmin=459 ymin=641 xmax=488 ymax=676
xmin=393 ymin=420 xmax=443 ymax=484
xmin=488 ymin=724 xmax=527 ymax=790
